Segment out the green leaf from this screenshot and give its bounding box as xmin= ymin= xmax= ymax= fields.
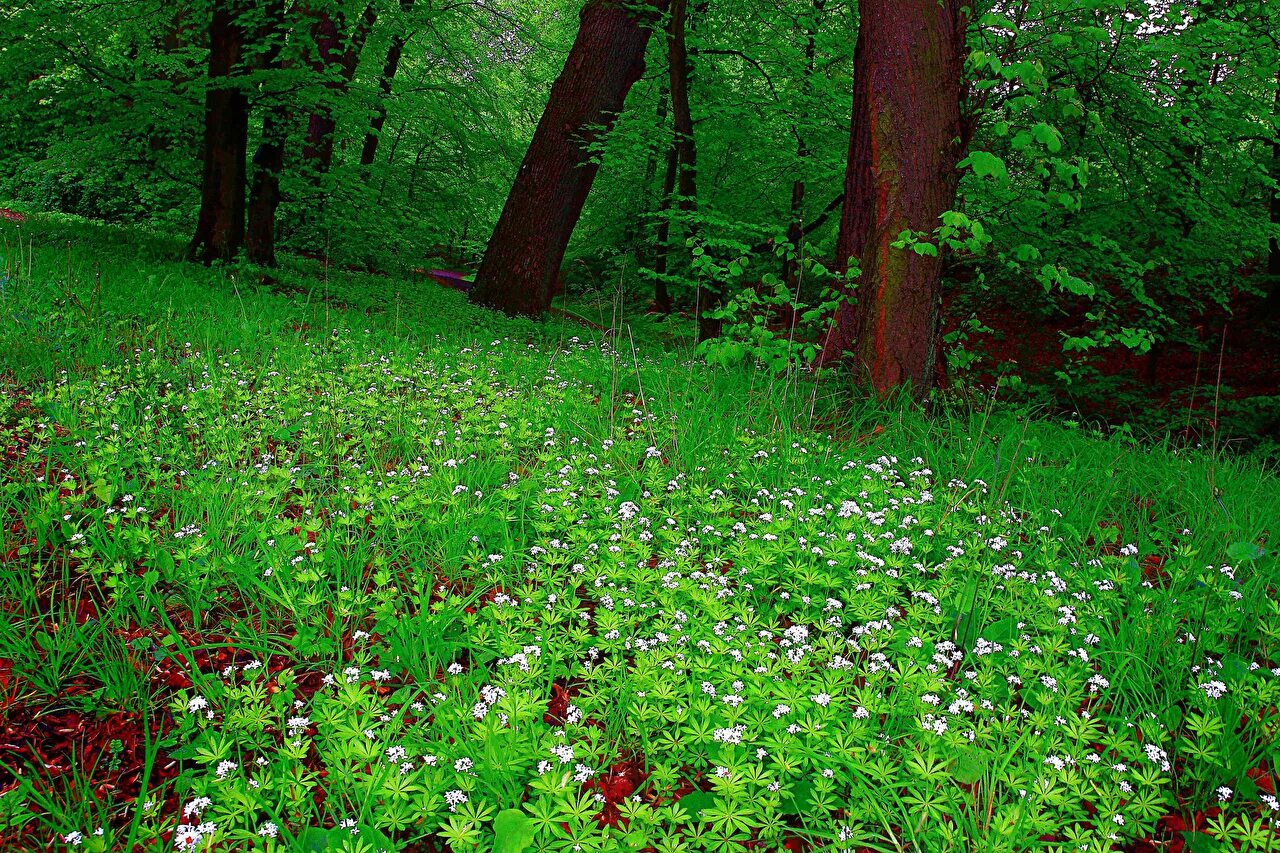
xmin=962 ymin=151 xmax=1008 ymax=183
xmin=493 ymin=809 xmax=535 ymax=853
xmin=1226 ymin=541 xmax=1263 ymax=563
xmin=780 ymin=780 xmax=815 ymax=816
xmin=1032 ymin=122 xmax=1062 ymax=153
xmin=676 ymin=790 xmax=718 ymax=819
xmin=296 ymin=827 xmax=341 ymax=851
xmin=951 ymin=748 xmax=992 ymax=785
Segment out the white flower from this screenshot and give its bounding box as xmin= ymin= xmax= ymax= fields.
xmin=63 ymin=832 xmax=84 ymax=846
xmin=1217 ymin=786 xmax=1232 ymax=802
xmin=215 ymin=760 xmax=236 ymax=778
xmin=258 ymin=822 xmax=279 ymax=838
xmin=182 ymin=797 xmax=212 ymax=818
xmin=1199 ymin=680 xmax=1228 ymax=699
xmin=173 ymin=825 xmax=203 ymax=850
xmin=444 ymin=790 xmax=468 ymax=811
xmin=454 ymin=757 xmax=474 ymax=773
xmin=713 ymin=725 xmax=746 ymax=745
xmin=186 ymin=696 xmax=209 ymax=714
xmin=812 ymin=693 xmax=832 ymax=707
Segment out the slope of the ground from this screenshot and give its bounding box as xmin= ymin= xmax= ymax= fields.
xmin=1 ymin=217 xmax=1279 ymax=853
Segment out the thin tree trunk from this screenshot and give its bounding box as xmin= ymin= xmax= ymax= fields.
xmin=665 ymin=0 xmax=713 ymax=339
xmin=361 ymin=0 xmax=416 ymax=169
xmin=303 ymin=3 xmax=377 ymax=175
xmin=818 ymin=0 xmax=972 ymax=398
xmin=470 ymin=0 xmax=667 ymax=317
xmin=652 ymin=138 xmax=678 ymax=314
xmin=188 ymin=0 xmax=250 ymax=264
xmin=246 ymin=0 xmax=289 ymax=267
xmin=634 ymin=80 xmax=674 ymax=314
xmin=783 ymin=0 xmax=824 ymax=291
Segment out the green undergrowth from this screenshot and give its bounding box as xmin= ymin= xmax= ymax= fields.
xmin=2 ymin=216 xmax=1279 ymax=853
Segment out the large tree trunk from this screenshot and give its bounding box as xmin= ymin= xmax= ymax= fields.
xmin=361 ymin=0 xmax=416 ymax=168
xmin=470 ymin=0 xmax=667 ymax=317
xmin=187 ymin=0 xmax=250 ymax=264
xmin=246 ymin=0 xmax=289 ymax=267
xmin=303 ymin=3 xmax=377 ymax=176
xmin=818 ymin=0 xmax=971 ymax=398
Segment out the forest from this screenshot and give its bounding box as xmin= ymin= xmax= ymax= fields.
xmin=1 ymin=0 xmax=1279 ymax=851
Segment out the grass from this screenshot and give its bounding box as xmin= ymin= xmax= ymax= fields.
xmin=2 ymin=214 xmax=1279 ymax=853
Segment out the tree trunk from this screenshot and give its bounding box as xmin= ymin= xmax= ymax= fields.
xmin=247 ymin=106 xmax=288 ymax=266
xmin=187 ymin=0 xmax=250 ymax=264
xmin=818 ymin=0 xmax=971 ymax=398
xmin=652 ymin=138 xmax=678 ymax=314
xmin=470 ymin=0 xmax=667 ymax=317
xmin=303 ymin=3 xmax=377 ymax=175
xmin=246 ymin=0 xmax=289 ymax=267
xmin=782 ymin=0 xmax=824 ymax=291
xmin=665 ymin=0 xmax=713 ymax=339
xmin=361 ymin=0 xmax=416 ymax=168
xmin=640 ymin=81 xmax=674 ymax=314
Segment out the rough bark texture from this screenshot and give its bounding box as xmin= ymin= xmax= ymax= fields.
xmin=188 ymin=0 xmax=250 ymax=264
xmin=818 ymin=0 xmax=971 ymax=398
xmin=303 ymin=3 xmax=377 ymax=175
xmin=470 ymin=0 xmax=666 ymax=317
xmin=246 ymin=0 xmax=289 ymax=267
xmin=361 ymin=0 xmax=416 ymax=168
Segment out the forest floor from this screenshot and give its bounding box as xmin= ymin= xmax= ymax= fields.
xmin=1 ymin=216 xmax=1279 ymax=853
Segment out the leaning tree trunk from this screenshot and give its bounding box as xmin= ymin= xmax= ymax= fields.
xmin=818 ymin=0 xmax=971 ymax=398
xmin=188 ymin=0 xmax=250 ymax=264
xmin=470 ymin=0 xmax=667 ymax=317
xmin=246 ymin=0 xmax=289 ymax=267
xmin=361 ymin=0 xmax=416 ymax=168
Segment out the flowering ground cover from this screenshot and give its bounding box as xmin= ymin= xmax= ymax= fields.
xmin=2 ymin=220 xmax=1279 ymax=852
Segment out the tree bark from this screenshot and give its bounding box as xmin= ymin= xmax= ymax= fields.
xmin=246 ymin=0 xmax=289 ymax=267
xmin=361 ymin=0 xmax=416 ymax=168
xmin=817 ymin=0 xmax=971 ymax=398
xmin=303 ymin=3 xmax=377 ymax=175
xmin=470 ymin=0 xmax=667 ymax=317
xmin=187 ymin=0 xmax=250 ymax=264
